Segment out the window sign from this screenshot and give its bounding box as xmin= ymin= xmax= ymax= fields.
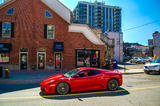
xmin=0 ymin=43 xmax=12 ymax=52
xmin=3 ymin=22 xmax=11 ymax=38
xmin=54 ymin=42 xmax=64 ymax=52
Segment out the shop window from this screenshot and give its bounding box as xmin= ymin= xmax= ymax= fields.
xmin=6 ymin=8 xmax=14 ymax=15
xmin=76 ymin=50 xmax=100 ymax=67
xmin=76 ymin=50 xmax=85 ymax=67
xmin=2 ymin=22 xmax=11 ymax=38
xmin=47 ymin=25 xmax=55 ymax=39
xmin=45 ymin=10 xmax=52 ymax=18
xmin=0 ymin=53 xmax=9 ymax=63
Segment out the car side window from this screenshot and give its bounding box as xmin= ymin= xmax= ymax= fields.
xmin=74 ymin=70 xmax=101 ymax=78
xmin=75 ymin=70 xmax=89 ymax=78
xmin=88 ymin=70 xmax=102 ymax=76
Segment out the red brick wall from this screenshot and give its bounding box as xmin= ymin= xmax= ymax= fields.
xmin=0 ymin=0 xmax=105 ymax=70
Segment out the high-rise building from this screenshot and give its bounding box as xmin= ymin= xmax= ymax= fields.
xmin=73 ymin=1 xmax=122 ymax=33
xmin=152 ymin=31 xmax=160 ymax=57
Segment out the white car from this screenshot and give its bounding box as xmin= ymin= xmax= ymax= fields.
xmin=130 ymin=57 xmax=146 ymax=64
xmin=144 ymin=59 xmax=160 ymax=74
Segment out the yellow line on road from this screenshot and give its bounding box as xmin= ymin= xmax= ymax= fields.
xmin=0 ymin=86 xmax=160 ymax=100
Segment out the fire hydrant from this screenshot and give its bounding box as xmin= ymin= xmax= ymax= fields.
xmin=5 ymin=69 xmax=10 ymax=78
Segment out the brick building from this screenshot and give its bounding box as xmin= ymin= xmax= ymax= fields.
xmin=0 ymin=0 xmax=105 ymax=71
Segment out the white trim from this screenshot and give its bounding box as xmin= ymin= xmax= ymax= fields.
xmin=69 ymin=24 xmax=104 ymax=45
xmin=41 ymin=0 xmax=71 ymax=24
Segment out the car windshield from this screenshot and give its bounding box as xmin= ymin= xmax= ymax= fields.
xmin=152 ymin=59 xmax=160 ymax=63
xmin=63 ymin=69 xmax=80 ymax=77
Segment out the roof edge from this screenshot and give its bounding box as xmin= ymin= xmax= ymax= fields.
xmin=0 ymin=0 xmax=16 ymax=9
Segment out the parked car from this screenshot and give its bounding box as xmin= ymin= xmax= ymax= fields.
xmin=144 ymin=57 xmax=153 ymax=63
xmin=130 ymin=57 xmax=146 ymax=64
xmin=136 ymin=58 xmax=146 ymax=64
xmin=40 ymin=67 xmax=123 ymax=95
xmin=144 ymin=59 xmax=160 ymax=74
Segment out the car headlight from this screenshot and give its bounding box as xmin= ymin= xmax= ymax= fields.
xmin=46 ymin=80 xmax=55 ymax=84
xmin=144 ymin=66 xmax=148 ymax=69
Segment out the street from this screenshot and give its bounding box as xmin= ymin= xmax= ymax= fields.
xmin=0 ymin=73 xmax=160 ymax=106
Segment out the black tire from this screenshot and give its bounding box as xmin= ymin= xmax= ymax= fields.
xmin=107 ymin=79 xmax=119 ymax=91
xmin=144 ymin=70 xmax=150 ymax=74
xmin=55 ymin=82 xmax=70 ymax=95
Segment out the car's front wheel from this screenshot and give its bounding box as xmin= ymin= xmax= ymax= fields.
xmin=55 ymin=82 xmax=70 ymax=95
xmin=144 ymin=70 xmax=150 ymax=74
xmin=107 ymin=79 xmax=119 ymax=91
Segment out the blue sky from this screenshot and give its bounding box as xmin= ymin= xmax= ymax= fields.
xmin=1 ymin=0 xmax=160 ymax=45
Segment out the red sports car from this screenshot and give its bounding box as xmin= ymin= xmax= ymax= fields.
xmin=40 ymin=67 xmax=123 ymax=95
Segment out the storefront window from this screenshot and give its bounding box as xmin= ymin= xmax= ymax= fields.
xmin=0 ymin=53 xmax=9 ymax=63
xmin=3 ymin=22 xmax=11 ymax=38
xmin=76 ymin=50 xmax=85 ymax=67
xmin=76 ymin=49 xmax=100 ymax=67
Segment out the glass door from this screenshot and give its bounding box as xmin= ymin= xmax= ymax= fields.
xmin=55 ymin=53 xmax=62 ymax=70
xmin=38 ymin=52 xmax=45 ymax=69
xmin=20 ymin=53 xmax=28 ymax=70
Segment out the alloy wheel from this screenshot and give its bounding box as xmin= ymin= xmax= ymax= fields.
xmin=56 ymin=82 xmax=70 ymax=95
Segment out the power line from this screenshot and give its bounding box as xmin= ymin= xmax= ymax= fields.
xmin=123 ymin=19 xmax=160 ymax=32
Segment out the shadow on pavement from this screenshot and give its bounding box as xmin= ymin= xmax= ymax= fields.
xmin=39 ymin=87 xmax=129 ymax=100
xmin=0 ymin=83 xmax=40 ymax=94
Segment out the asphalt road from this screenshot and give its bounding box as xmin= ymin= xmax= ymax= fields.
xmin=0 ymin=73 xmax=160 ymax=106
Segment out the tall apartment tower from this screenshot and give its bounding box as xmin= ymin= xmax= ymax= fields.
xmin=73 ymin=1 xmax=122 ymax=33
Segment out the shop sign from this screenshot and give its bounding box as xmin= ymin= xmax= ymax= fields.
xmin=54 ymin=42 xmax=64 ymax=52
xmin=0 ymin=43 xmax=12 ymax=52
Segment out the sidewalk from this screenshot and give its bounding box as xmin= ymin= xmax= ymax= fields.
xmin=0 ymin=70 xmax=68 ymax=84
xmin=118 ymin=69 xmax=144 ymax=74
xmin=0 ymin=69 xmax=144 ymax=84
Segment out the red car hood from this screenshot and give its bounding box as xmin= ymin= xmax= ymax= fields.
xmin=41 ymin=74 xmax=64 ymax=85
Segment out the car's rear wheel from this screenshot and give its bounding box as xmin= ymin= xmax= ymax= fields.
xmin=55 ymin=82 xmax=70 ymax=95
xmin=107 ymin=79 xmax=119 ymax=91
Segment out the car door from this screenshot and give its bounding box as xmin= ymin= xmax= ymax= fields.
xmin=88 ymin=70 xmax=104 ymax=86
xmin=70 ymin=70 xmax=96 ymax=91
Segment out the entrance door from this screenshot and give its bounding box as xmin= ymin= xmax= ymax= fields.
xmin=38 ymin=52 xmax=46 ymax=70
xmin=55 ymin=53 xmax=62 ymax=70
xmin=20 ymin=52 xmax=28 ymax=70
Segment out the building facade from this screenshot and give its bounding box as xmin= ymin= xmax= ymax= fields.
xmin=152 ymin=31 xmax=160 ymax=58
xmin=123 ymin=43 xmax=150 ymax=58
xmin=0 ymin=0 xmax=105 ymax=71
xmin=105 ymin=32 xmax=123 ymax=62
xmin=148 ymin=39 xmax=153 ymax=57
xmin=73 ymin=1 xmax=121 ymax=33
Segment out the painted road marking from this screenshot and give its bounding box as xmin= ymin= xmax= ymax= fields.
xmin=0 ymin=86 xmax=160 ymax=100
